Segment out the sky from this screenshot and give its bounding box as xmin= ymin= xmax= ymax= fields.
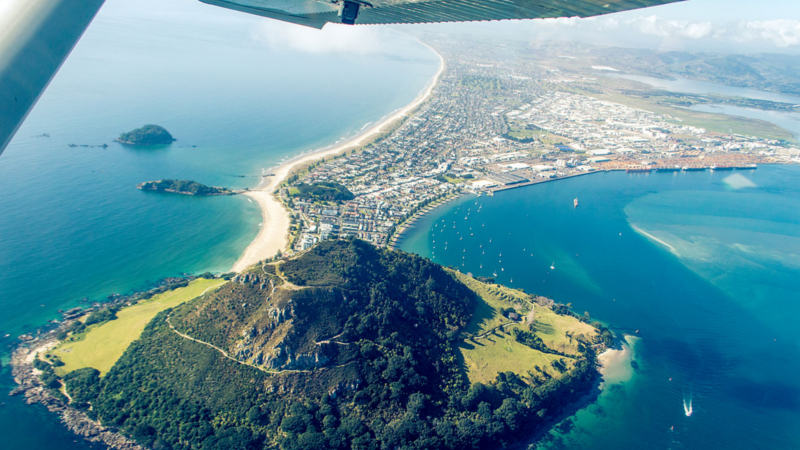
xmin=415 ymin=0 xmax=800 ymax=54
xmin=98 ymin=0 xmax=800 ymax=55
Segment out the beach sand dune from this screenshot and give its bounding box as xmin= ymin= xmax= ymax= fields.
xmin=231 ymin=45 xmax=444 ymax=273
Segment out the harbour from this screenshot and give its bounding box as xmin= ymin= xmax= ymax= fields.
xmin=399 ymin=165 xmax=800 ymax=449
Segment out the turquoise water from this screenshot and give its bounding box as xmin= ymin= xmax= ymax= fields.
xmin=0 ymin=0 xmax=438 ymax=447
xmin=400 ymin=166 xmax=800 ymax=449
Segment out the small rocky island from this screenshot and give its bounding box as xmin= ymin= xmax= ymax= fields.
xmin=137 ymin=179 xmax=237 ymax=196
xmin=116 ymin=125 xmax=175 ymax=146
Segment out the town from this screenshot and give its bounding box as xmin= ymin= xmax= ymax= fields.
xmin=278 ymin=39 xmax=800 ymax=252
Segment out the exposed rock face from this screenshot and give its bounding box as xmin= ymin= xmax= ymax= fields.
xmin=183 ymin=266 xmax=358 ymax=373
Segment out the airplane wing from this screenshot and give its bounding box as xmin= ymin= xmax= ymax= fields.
xmin=0 ymin=0 xmax=105 ymax=155
xmin=199 ymin=0 xmax=684 ymax=28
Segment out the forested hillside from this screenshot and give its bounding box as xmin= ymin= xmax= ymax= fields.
xmin=53 ymin=240 xmax=603 ymax=449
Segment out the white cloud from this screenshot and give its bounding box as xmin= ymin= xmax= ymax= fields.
xmin=515 ymin=13 xmax=800 ymax=52
xmin=252 ymin=21 xmax=385 ymax=54
xmin=736 ymin=19 xmax=800 ymax=48
xmin=539 ymin=16 xmax=580 ymax=27
xmin=632 ymin=15 xmax=714 ymax=40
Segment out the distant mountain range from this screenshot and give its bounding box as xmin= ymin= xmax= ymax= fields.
xmin=531 ymin=41 xmax=800 ymax=97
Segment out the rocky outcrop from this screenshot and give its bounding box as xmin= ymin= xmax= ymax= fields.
xmin=10 ymin=338 xmax=143 ymax=450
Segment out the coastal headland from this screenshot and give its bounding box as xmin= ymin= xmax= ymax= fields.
xmin=12 ymin=240 xmax=612 ymax=449
xmin=230 ymin=44 xmax=445 ymax=272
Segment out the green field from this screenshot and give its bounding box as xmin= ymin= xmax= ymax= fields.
xmin=592 ymin=91 xmax=796 ymax=143
xmin=48 ymin=278 xmax=225 ymax=376
xmin=532 ymin=307 xmax=596 ymax=356
xmin=452 ymin=271 xmax=596 ymax=384
xmin=505 ymin=121 xmax=567 ymax=146
xmin=461 ymin=328 xmax=566 ymax=384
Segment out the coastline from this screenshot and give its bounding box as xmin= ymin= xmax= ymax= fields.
xmin=388 ymin=192 xmax=463 ymax=249
xmin=597 ymin=334 xmax=638 ymax=387
xmin=231 ymin=43 xmax=446 ymax=272
xmin=11 ymin=334 xmax=144 ymax=450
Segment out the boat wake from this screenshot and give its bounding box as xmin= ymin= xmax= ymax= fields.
xmin=683 ymin=394 xmax=693 ymax=417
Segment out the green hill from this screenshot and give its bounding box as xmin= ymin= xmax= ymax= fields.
xmin=137 ymin=179 xmax=235 ymax=196
xmin=289 ymin=182 xmax=355 ymax=202
xmin=47 ymin=240 xmax=605 ymax=449
xmin=116 ymin=124 xmax=175 ymax=146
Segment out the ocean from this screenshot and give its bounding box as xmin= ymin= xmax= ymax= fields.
xmin=0 ymin=0 xmax=439 ymax=448
xmin=400 ymin=165 xmax=800 ymax=449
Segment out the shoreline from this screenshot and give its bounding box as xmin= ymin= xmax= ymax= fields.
xmin=231 ymin=42 xmax=445 ymax=272
xmin=11 ymin=332 xmax=144 ymax=450
xmin=390 ymin=164 xmax=772 ymax=249
xmin=387 ymin=192 xmax=463 ymax=249
xmin=597 ymin=334 xmax=638 ymax=387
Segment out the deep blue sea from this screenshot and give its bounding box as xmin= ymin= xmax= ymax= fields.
xmin=0 ymin=0 xmax=438 ymax=448
xmin=400 ymin=165 xmax=800 ymax=449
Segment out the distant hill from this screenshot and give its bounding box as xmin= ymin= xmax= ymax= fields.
xmin=116 ymin=124 xmax=175 ymax=146
xmin=44 ymin=240 xmax=607 ymax=449
xmin=530 ymin=42 xmax=800 ymax=96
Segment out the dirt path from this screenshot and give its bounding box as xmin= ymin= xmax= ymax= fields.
xmin=315 ymin=331 xmax=353 ymax=346
xmin=166 ymin=315 xmax=313 ymax=375
xmin=473 ymin=321 xmax=516 ymax=339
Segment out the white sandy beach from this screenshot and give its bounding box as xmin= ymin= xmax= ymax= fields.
xmin=231 ymin=45 xmax=445 ymax=272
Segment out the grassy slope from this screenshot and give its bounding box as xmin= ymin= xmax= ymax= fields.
xmin=533 ymin=307 xmax=596 ymax=355
xmin=452 ymin=271 xmax=596 ymax=384
xmin=50 ymin=278 xmax=225 ymax=376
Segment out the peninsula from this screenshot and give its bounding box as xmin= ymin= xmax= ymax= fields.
xmin=137 ymin=179 xmax=237 ymax=196
xmin=263 ymin=40 xmax=797 ymax=256
xmin=13 ymin=240 xmax=612 ymax=449
xmin=116 ymin=124 xmax=175 ymax=146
